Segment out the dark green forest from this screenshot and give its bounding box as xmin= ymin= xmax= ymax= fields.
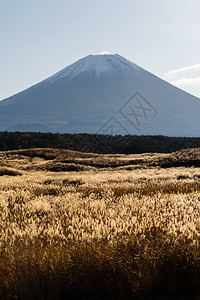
xmin=0 ymin=131 xmax=200 ymax=154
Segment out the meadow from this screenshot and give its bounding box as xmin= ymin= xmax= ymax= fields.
xmin=0 ymin=148 xmax=200 ymax=299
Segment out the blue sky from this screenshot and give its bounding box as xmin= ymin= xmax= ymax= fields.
xmin=1 ymin=0 xmax=200 ymax=100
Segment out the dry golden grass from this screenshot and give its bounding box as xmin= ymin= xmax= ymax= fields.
xmin=0 ymin=148 xmax=200 ymax=299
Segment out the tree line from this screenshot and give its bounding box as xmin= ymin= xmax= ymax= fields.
xmin=0 ymin=131 xmax=200 ymax=154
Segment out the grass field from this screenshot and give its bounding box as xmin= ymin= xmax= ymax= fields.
xmin=0 ymin=148 xmax=200 ymax=299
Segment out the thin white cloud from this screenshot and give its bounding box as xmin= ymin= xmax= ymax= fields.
xmin=166 ymin=63 xmax=200 ymax=79
xmin=164 ymin=62 xmax=200 ymax=97
xmin=171 ymin=76 xmax=200 ymax=86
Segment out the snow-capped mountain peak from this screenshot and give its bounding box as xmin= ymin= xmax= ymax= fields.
xmin=0 ymin=53 xmax=200 ymax=137
xmin=45 ymin=53 xmax=141 ymax=85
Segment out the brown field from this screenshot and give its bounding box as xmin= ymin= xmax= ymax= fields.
xmin=1 ymin=148 xmax=200 ymax=299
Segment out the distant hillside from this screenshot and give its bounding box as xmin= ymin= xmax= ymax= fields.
xmin=0 ymin=132 xmax=200 ymax=154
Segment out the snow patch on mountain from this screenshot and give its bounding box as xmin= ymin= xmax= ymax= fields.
xmin=43 ymin=54 xmax=142 ymax=86
xmin=99 ymin=51 xmax=111 ymax=55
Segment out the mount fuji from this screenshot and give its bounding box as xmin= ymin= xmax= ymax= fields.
xmin=0 ymin=53 xmax=200 ymax=136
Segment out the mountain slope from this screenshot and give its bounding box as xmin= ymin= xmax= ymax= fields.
xmin=0 ymin=53 xmax=200 ymax=136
